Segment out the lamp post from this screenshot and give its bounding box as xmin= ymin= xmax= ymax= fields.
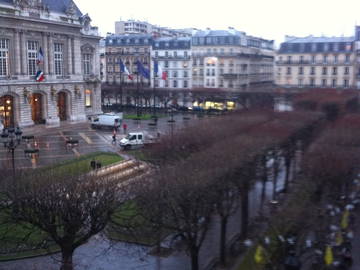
xmin=1 ymin=127 xmax=22 ymax=176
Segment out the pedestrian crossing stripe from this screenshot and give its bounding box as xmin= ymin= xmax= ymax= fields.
xmin=79 ymin=132 xmax=93 ymax=144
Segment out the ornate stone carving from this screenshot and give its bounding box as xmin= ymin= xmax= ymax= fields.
xmin=80 ymin=14 xmax=91 ymax=31
xmin=65 ymin=1 xmax=77 ymax=17
xmin=81 ymin=43 xmax=95 ymax=53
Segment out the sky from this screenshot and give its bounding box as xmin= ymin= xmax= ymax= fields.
xmin=74 ymin=0 xmax=360 ymax=47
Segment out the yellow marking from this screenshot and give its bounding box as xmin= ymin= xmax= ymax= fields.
xmin=72 ymin=148 xmax=81 ymax=157
xmin=79 ymin=132 xmax=93 ymax=144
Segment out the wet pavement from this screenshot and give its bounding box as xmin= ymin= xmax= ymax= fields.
xmin=0 ymin=111 xmax=202 ymax=170
xmin=0 ymin=110 xmax=288 ymax=270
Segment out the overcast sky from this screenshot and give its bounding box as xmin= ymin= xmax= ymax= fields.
xmin=74 ymin=0 xmax=360 ymax=47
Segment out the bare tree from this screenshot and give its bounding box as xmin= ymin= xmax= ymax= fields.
xmin=1 ymin=170 xmax=127 ymax=270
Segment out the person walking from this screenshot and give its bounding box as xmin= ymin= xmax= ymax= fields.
xmin=123 ymin=123 xmax=127 ymax=134
xmin=112 ymin=129 xmax=117 ymax=144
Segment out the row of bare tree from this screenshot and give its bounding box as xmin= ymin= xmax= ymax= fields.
xmin=0 ymin=109 xmax=327 ymax=270
xmin=131 ymin=110 xmax=324 ymax=269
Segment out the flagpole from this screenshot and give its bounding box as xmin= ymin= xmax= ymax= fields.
xmin=119 ymin=59 xmax=123 ymax=110
xmin=152 ymin=59 xmax=156 ymax=119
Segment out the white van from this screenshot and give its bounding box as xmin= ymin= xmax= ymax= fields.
xmin=90 ymin=113 xmax=123 ymax=130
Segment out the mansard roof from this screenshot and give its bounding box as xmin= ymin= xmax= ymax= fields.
xmin=0 ymin=0 xmax=82 ymax=16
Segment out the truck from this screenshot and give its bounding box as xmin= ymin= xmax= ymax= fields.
xmin=119 ymin=131 xmax=158 ymax=150
xmin=90 ymin=113 xmax=123 ymax=130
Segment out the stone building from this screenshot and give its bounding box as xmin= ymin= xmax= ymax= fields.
xmin=104 ymin=34 xmax=151 ymax=85
xmin=191 ymin=29 xmax=274 ymax=90
xmin=0 ymin=0 xmax=101 ymax=128
xmin=151 ymin=37 xmax=192 ymax=89
xmin=276 ymin=35 xmax=355 ymax=88
xmin=115 ymin=19 xmax=192 ymax=38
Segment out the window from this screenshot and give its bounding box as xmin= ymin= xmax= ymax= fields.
xmin=54 ymin=43 xmax=63 ymax=75
xmin=298 ymin=78 xmax=303 ymax=86
xmin=310 ymin=67 xmax=315 ymax=75
xmin=174 ymin=51 xmax=177 ymax=57
xmin=310 ymin=78 xmax=315 ymax=86
xmin=165 ymin=61 xmax=169 ymax=68
xmin=334 ymin=55 xmax=338 ymax=64
xmin=332 ymin=79 xmax=337 ymax=87
xmin=300 ymin=56 xmax=304 ymax=63
xmin=155 ymin=51 xmax=158 ymax=58
xmin=211 ymin=69 xmax=215 ymax=76
xmin=184 ymin=70 xmax=188 ymax=77
xmin=27 ymin=41 xmax=38 ymax=75
xmin=345 ymin=54 xmax=350 ymax=63
xmin=298 ymin=67 xmax=303 ymax=75
xmin=322 ymin=67 xmax=327 ymax=75
xmin=173 ymin=80 xmax=177 ymax=88
xmin=344 ymin=79 xmax=349 ymax=87
xmin=286 ymin=67 xmax=291 ymax=75
xmin=85 ymin=89 xmax=92 ymax=107
xmin=184 ymin=80 xmax=188 ymax=88
xmin=83 ymin=54 xmax=92 ymax=75
xmin=323 ymin=55 xmax=327 ymax=64
xmin=173 ymin=71 xmax=177 ymax=77
xmin=184 ymin=51 xmax=188 ymax=58
xmin=287 ymin=56 xmax=292 ymax=64
xmin=322 ymin=79 xmax=327 ymax=87
xmin=344 ymin=67 xmax=349 ymax=75
xmin=0 ymin=39 xmax=9 ymax=76
xmin=165 ymin=51 xmax=168 ymax=57
xmin=332 ymin=67 xmax=337 ymax=75
xmin=311 ymin=55 xmax=316 ymax=64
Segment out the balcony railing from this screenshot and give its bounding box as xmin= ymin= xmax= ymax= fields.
xmin=276 ymin=60 xmax=352 ymax=65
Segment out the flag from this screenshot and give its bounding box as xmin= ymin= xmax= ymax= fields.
xmin=35 ymin=70 xmax=45 ymax=82
xmin=154 ymin=60 xmax=167 ymax=80
xmin=119 ymin=59 xmax=133 ymax=80
xmin=36 ymin=47 xmax=44 ymax=65
xmin=136 ymin=60 xmax=150 ymax=79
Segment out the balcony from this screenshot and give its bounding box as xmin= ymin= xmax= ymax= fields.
xmin=221 ymin=73 xmax=238 ymax=79
xmin=276 ymin=60 xmax=352 ymax=66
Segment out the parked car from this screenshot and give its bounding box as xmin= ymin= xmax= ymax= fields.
xmin=90 ymin=113 xmax=123 ymax=130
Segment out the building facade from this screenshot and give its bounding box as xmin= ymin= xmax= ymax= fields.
xmin=115 ymin=19 xmax=192 ymax=38
xmin=191 ymin=29 xmax=274 ymax=90
xmin=104 ymin=34 xmax=151 ymax=85
xmin=0 ymin=0 xmax=101 ymax=128
xmin=151 ymin=37 xmax=192 ymax=89
xmin=276 ymin=35 xmax=355 ymax=88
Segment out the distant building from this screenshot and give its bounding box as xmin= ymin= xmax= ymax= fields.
xmin=102 ymin=28 xmax=274 ymax=92
xmin=104 ymin=34 xmax=152 ymax=85
xmin=151 ymin=37 xmax=192 ymax=89
xmin=191 ymin=28 xmax=274 ymax=90
xmin=276 ymin=34 xmax=355 ymax=88
xmin=0 ymin=0 xmax=101 ymax=128
xmin=115 ymin=19 xmax=191 ymax=38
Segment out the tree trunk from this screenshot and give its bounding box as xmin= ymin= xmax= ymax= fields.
xmin=272 ymin=161 xmax=279 ymax=201
xmin=190 ymin=246 xmax=199 ymax=270
xmin=60 ymin=248 xmax=74 ymax=270
xmin=283 ymin=154 xmax=291 ymax=193
xmin=219 ymin=216 xmax=228 ymax=266
xmin=240 ymin=187 xmax=249 ymax=237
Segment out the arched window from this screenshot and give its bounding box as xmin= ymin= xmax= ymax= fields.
xmin=85 ymin=89 xmax=92 ymax=107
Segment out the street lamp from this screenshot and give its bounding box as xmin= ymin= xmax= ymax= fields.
xmin=1 ymin=127 xmax=22 ymax=176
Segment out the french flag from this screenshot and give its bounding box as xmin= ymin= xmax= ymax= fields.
xmin=120 ymin=59 xmax=133 ymax=80
xmin=35 ymin=70 xmax=45 ymax=82
xmin=154 ymin=60 xmax=167 ymax=80
xmin=36 ymin=47 xmax=44 ymax=65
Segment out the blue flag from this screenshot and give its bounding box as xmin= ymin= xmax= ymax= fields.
xmin=136 ymin=60 xmax=150 ymax=79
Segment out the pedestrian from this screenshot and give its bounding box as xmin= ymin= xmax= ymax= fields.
xmin=123 ymin=123 xmax=127 ymax=134
xmin=112 ymin=129 xmax=117 ymax=144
